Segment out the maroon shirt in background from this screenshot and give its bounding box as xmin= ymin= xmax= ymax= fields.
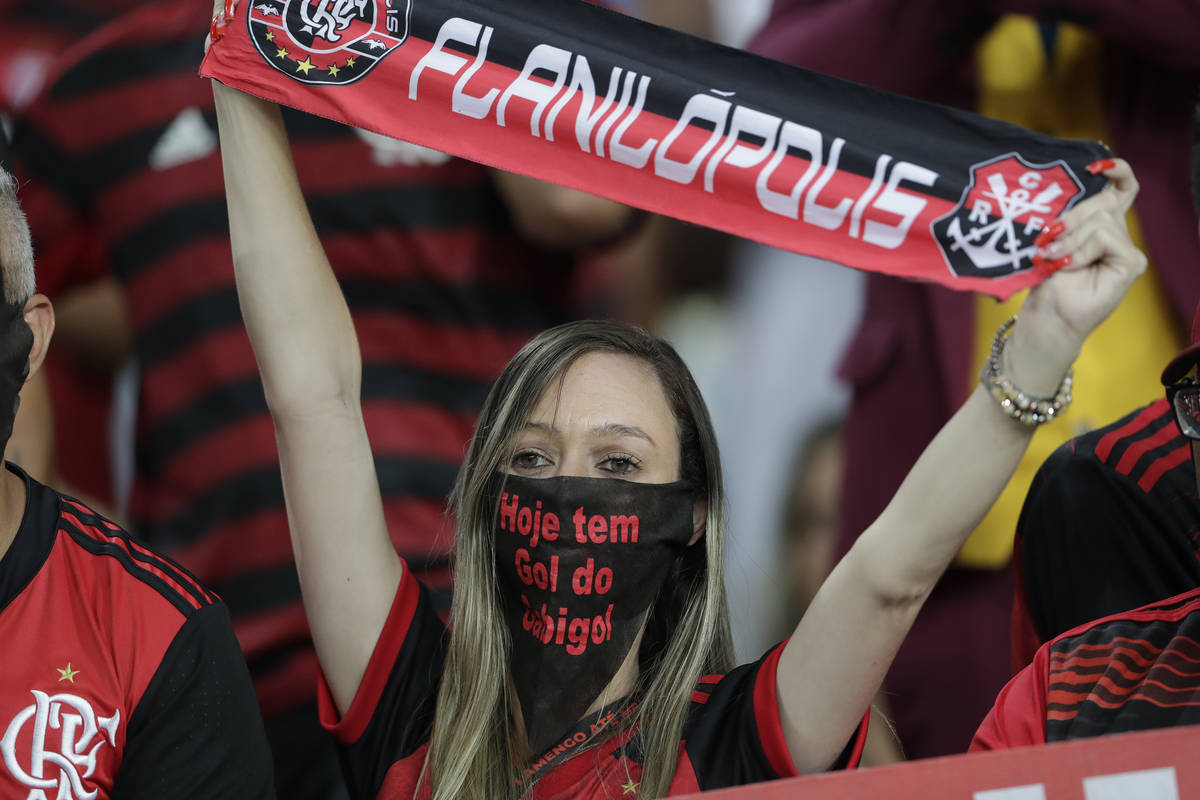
xmin=751 ymin=0 xmax=1200 ymax=758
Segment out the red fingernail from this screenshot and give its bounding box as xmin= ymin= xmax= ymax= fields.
xmin=1035 ymin=255 xmax=1073 ymax=280
xmin=1086 ymin=159 xmax=1116 ymax=175
xmin=1034 ymin=221 xmax=1065 ymax=248
xmin=1031 ymin=254 xmax=1045 ymax=268
xmin=210 ymin=0 xmax=234 ymax=42
xmin=1047 ymin=255 xmax=1073 ymax=273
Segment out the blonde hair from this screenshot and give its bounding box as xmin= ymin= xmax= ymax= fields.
xmin=0 ymin=168 xmax=34 ymax=305
xmin=425 ymin=321 xmax=735 ymax=799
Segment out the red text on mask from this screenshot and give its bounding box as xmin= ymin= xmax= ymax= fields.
xmin=521 ymin=596 xmax=615 ymax=655
xmin=572 ymin=508 xmax=639 ymax=544
xmin=499 ymin=492 xmax=560 ymax=547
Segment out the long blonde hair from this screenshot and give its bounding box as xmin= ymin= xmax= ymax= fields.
xmin=425 ymin=321 xmax=735 ymax=800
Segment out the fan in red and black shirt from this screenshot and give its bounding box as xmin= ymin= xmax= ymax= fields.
xmin=0 ymin=161 xmax=273 ymax=798
xmin=973 ymin=588 xmax=1200 ymax=750
xmin=318 ymin=560 xmax=867 ymax=798
xmin=0 ymin=466 xmax=276 ymax=799
xmin=988 ymin=361 xmax=1200 ymax=746
xmin=1009 ymin=395 xmax=1200 ymax=670
xmin=10 ymin=1 xmax=633 ymax=796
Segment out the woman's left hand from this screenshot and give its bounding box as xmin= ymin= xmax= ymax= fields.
xmin=1008 ymin=158 xmax=1147 ymax=393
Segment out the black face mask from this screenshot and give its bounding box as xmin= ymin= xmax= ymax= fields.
xmin=0 ymin=301 xmax=31 ymax=451
xmin=491 ymin=473 xmax=695 ymax=754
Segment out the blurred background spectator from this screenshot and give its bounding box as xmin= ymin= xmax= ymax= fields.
xmin=753 ymin=0 xmax=1200 ymax=759
xmin=779 ymin=419 xmax=843 ymax=622
xmin=775 ymin=419 xmax=904 ymax=765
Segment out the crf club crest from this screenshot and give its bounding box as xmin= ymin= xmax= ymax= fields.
xmin=932 ymin=153 xmax=1085 ymax=280
xmin=1 ymin=690 xmax=120 ymax=799
xmin=247 ymin=0 xmax=411 ymax=86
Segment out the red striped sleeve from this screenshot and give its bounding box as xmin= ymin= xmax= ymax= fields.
xmin=60 ymin=508 xmax=213 ymax=610
xmin=749 ymin=642 xmax=870 ymax=775
xmin=1138 ymin=444 xmax=1192 ymax=493
xmin=1094 ymin=400 xmax=1171 ymax=464
xmin=318 ymin=563 xmax=420 ymax=744
xmin=1114 ymin=423 xmax=1180 ymax=476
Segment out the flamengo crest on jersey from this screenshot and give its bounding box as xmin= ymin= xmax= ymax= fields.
xmin=248 ymin=0 xmax=411 ymax=85
xmin=1 ymin=690 xmax=119 ymax=800
xmin=932 ymin=153 xmax=1085 ymax=279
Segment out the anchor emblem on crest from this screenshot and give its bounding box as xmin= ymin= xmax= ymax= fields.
xmin=932 ymin=153 xmax=1086 ymax=280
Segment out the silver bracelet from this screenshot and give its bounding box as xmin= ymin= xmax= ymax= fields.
xmin=981 ymin=317 xmax=1073 ymax=426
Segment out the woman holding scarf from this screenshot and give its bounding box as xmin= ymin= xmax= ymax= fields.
xmin=210 ymin=51 xmax=1144 ymax=800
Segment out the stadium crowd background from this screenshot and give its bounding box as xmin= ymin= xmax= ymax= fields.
xmin=0 ymin=0 xmax=1196 ymax=796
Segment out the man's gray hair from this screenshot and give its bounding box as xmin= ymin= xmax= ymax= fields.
xmin=0 ymin=167 xmax=34 ymax=305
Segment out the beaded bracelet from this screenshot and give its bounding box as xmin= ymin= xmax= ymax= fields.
xmin=981 ymin=317 xmax=1073 ymax=426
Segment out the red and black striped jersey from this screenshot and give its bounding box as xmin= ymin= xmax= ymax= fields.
xmin=317 ymin=563 xmax=867 ymax=798
xmin=0 ymin=463 xmax=273 ymax=799
xmin=1011 ymin=398 xmax=1200 ymax=670
xmin=973 ymin=587 xmax=1200 ymax=750
xmin=13 ymin=0 xmax=575 ymax=729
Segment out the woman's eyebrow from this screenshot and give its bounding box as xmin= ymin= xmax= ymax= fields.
xmin=521 ymin=421 xmax=557 ymax=437
xmin=591 ymin=422 xmax=655 ymax=445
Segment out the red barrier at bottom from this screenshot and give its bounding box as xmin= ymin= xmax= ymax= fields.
xmin=677 ymin=725 xmax=1200 ymax=799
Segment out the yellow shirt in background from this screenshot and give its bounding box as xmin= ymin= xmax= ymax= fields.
xmin=957 ymin=17 xmax=1184 ymax=567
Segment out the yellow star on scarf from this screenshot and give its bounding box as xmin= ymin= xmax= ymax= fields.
xmin=265 ymin=31 xmax=275 ymax=41
xmin=296 ymin=57 xmax=316 ymax=75
xmin=621 ymin=780 xmax=638 ymax=795
xmin=327 ymin=63 xmax=340 ymax=77
xmin=275 ymin=47 xmax=288 ymax=59
xmin=345 ymin=56 xmax=357 ymax=68
xmin=57 ymin=663 xmax=80 ymax=683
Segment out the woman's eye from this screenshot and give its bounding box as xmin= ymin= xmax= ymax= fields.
xmin=511 ymin=450 xmax=550 ymax=470
xmin=600 ymin=455 xmax=640 ymax=475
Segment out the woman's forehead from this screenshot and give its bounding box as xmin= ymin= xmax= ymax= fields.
xmin=525 ymin=352 xmax=677 ymax=442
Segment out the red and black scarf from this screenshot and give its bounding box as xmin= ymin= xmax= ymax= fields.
xmin=202 ymin=0 xmax=1110 ymax=298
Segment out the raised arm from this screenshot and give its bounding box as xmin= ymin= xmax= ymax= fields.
xmin=212 ymin=81 xmax=402 ymax=715
xmin=777 ymin=160 xmax=1146 ymax=772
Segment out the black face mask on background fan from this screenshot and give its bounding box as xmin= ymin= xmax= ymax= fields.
xmin=0 ymin=301 xmax=32 ymax=451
